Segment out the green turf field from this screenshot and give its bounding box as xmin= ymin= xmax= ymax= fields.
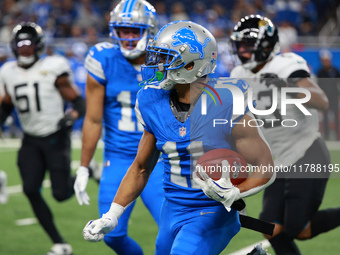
xmin=0 ymin=142 xmax=339 ymax=255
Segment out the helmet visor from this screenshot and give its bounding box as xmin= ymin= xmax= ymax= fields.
xmin=231 ymin=28 xmax=258 ymax=50
xmin=17 ymin=39 xmax=32 ymax=48
xmin=109 ymin=23 xmax=148 ymax=41
xmin=144 ymin=46 xmax=183 ymax=70
xmin=140 ymin=46 xmax=184 ymax=86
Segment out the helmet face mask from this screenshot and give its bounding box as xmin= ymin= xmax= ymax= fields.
xmin=109 ymin=0 xmax=157 ymax=59
xmin=141 ymin=20 xmax=217 ymax=90
xmin=230 ymin=14 xmax=279 ymax=70
xmin=145 ymin=47 xmax=178 ymax=68
xmin=10 ymin=22 xmax=45 ymax=67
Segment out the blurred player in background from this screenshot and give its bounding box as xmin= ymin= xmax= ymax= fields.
xmin=230 ymin=14 xmax=340 ymax=255
xmin=66 ymin=42 xmax=89 ymax=137
xmin=81 ymin=20 xmax=275 ymax=255
xmin=317 ymin=49 xmax=340 ymax=140
xmin=0 ymin=83 xmax=9 ymax=205
xmin=0 ymin=22 xmax=86 ymax=255
xmin=0 ymin=169 xmax=7 ymax=204
xmin=73 ymin=0 xmax=164 ymax=254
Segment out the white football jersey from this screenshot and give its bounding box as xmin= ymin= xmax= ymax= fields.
xmin=0 ymin=55 xmax=71 ymax=137
xmin=230 ymin=53 xmax=320 ymax=166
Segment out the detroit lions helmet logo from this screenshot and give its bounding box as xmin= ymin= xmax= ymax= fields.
xmin=171 ymin=27 xmax=211 ymax=59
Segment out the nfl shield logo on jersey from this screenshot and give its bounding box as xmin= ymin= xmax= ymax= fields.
xmin=179 ymin=126 xmax=186 ymax=137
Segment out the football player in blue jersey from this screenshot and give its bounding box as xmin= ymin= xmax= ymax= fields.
xmin=73 ymin=0 xmax=164 ymax=254
xmin=82 ymin=21 xmax=276 ymax=255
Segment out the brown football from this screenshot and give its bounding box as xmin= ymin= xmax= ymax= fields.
xmin=195 ymin=148 xmax=249 ymax=186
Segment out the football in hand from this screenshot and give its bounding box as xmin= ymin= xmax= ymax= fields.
xmin=195 ymin=148 xmax=249 ymax=186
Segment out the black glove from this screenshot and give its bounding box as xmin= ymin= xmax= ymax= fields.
xmin=57 ymin=115 xmax=75 ymax=132
xmin=260 ymin=73 xmax=287 ymax=88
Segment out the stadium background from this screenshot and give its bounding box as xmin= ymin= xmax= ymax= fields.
xmin=0 ymin=0 xmax=340 ymax=254
xmin=0 ymin=0 xmax=339 ymax=140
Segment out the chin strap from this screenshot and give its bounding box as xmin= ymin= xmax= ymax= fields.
xmin=139 ymin=71 xmax=164 ymax=87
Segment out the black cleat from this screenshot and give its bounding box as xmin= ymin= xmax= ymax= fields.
xmin=247 ymin=244 xmax=269 ymax=255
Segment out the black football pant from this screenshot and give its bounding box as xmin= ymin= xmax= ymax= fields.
xmin=259 ymin=137 xmax=330 ymax=238
xmin=17 ymin=130 xmax=75 ymax=243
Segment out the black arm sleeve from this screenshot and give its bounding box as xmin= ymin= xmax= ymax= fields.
xmin=286 ymin=69 xmax=311 ymax=87
xmin=0 ymin=102 xmax=14 ymax=125
xmin=71 ymin=95 xmax=86 ymax=118
xmin=288 ymin=70 xmax=310 ymax=79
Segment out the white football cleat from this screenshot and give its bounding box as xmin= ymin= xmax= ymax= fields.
xmin=0 ymin=170 xmax=8 ymax=204
xmin=89 ymin=158 xmax=102 ymax=181
xmin=46 ymin=243 xmax=73 ymax=255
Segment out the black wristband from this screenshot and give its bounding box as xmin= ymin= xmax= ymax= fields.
xmin=71 ymin=96 xmax=86 ymax=118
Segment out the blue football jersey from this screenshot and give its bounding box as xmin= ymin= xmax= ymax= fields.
xmin=136 ymin=78 xmax=252 ymax=206
xmin=85 ymin=42 xmax=147 ymax=157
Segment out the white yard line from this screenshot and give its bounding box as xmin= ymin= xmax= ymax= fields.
xmin=15 ymin=218 xmax=38 ymax=226
xmin=227 ymin=239 xmax=271 ymax=255
xmin=7 ymin=179 xmax=51 ymax=194
xmin=6 ymin=160 xmax=102 ymax=196
xmin=326 ymin=141 xmax=340 ymax=151
xmin=0 ymin=138 xmax=104 ymax=149
xmin=0 ymin=148 xmax=18 ymax=153
xmin=8 ymin=180 xmax=50 ymax=226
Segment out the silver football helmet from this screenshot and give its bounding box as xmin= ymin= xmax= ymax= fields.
xmin=109 ymin=0 xmax=157 ymax=59
xmin=141 ymin=20 xmax=217 ymax=90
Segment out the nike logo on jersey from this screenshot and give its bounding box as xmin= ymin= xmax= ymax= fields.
xmin=200 ymin=211 xmax=216 ymax=215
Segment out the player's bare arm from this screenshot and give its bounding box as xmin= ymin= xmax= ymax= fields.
xmin=295 ymin=77 xmax=329 ymax=110
xmin=231 ymin=113 xmax=275 ymax=194
xmin=55 ymin=74 xmax=84 ymax=119
xmin=82 ymin=129 xmax=160 ymax=242
xmin=194 ymin=112 xmax=276 ymax=212
xmin=114 ymin=129 xmax=160 ymax=207
xmin=54 ymin=73 xmax=86 ymax=135
xmin=0 ymin=87 xmax=12 ymax=105
xmin=73 ymin=73 xmax=104 ymax=206
xmin=55 ymin=74 xmax=80 ymax=100
xmin=0 ymin=87 xmax=14 ymax=125
xmin=80 ymin=74 xmax=105 ymax=168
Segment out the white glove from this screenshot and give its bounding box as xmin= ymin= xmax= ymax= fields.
xmin=82 ymin=218 xmax=117 ymax=242
xmin=194 ymin=160 xmax=241 ymax=212
xmin=82 ymin=202 xmax=125 ymax=242
xmin=74 ymin=166 xmax=90 ymax=205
